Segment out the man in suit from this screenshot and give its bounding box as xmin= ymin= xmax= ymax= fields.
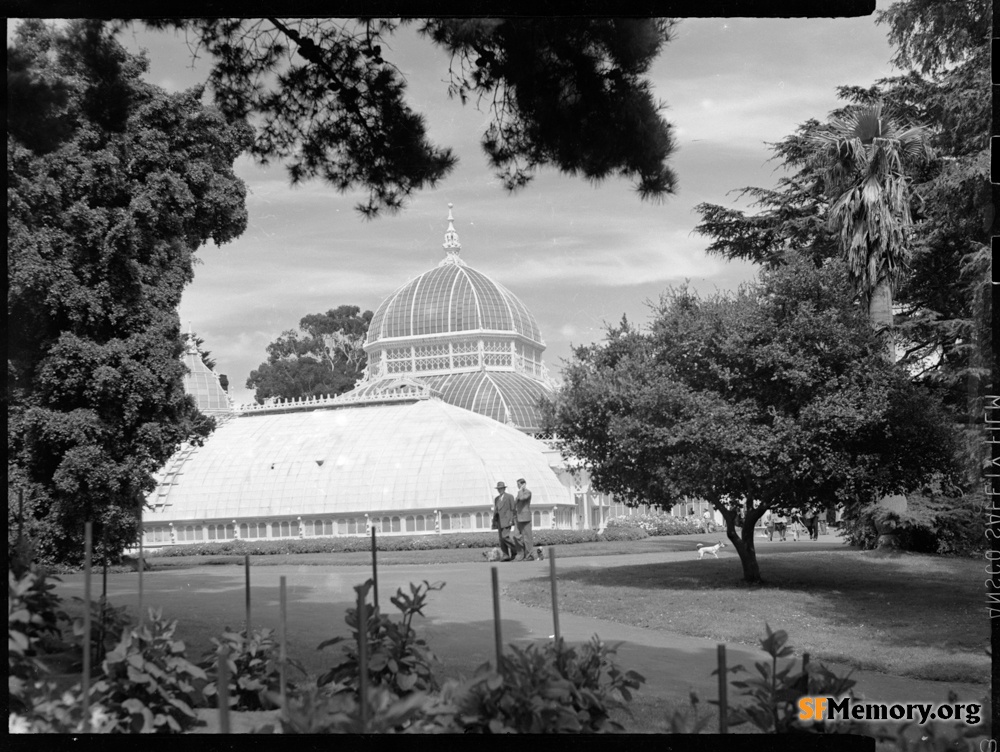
xmin=493 ymin=481 xmax=520 ymax=561
xmin=514 ymin=478 xmax=535 ymax=561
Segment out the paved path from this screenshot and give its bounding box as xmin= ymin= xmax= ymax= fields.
xmin=54 ymin=534 xmax=987 ymax=730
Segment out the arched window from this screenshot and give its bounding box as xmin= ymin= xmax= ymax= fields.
xmin=392 ymin=517 xmax=401 ymax=532
xmin=533 ymin=511 xmax=542 ymax=527
xmin=185 ymin=526 xmax=195 ymax=541
xmin=441 ymin=514 xmax=451 ymax=531
xmin=405 ymin=516 xmax=415 ymax=532
xmin=304 ymin=520 xmax=314 ymax=536
xmin=347 ymin=518 xmax=357 ymax=535
xmin=461 ymin=513 xmax=471 ymax=530
xmin=207 ymin=525 xmax=217 ymax=541
xmin=382 ymin=517 xmax=391 ymax=533
xmin=416 ymin=515 xmax=425 ymax=532
xmin=324 ymin=519 xmax=334 ymax=536
xmin=193 ymin=526 xmax=204 ymax=541
xmin=337 ymin=518 xmax=347 ymax=535
xmin=279 ymin=521 xmax=290 ymax=537
xmin=225 ymin=524 xmax=235 ymax=539
xmin=290 ymin=521 xmax=299 ymax=537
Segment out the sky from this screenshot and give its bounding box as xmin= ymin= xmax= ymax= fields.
xmin=14 ymin=11 xmax=901 ymax=404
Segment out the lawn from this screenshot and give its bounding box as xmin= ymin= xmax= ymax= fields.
xmin=503 ymin=548 xmax=991 ymax=685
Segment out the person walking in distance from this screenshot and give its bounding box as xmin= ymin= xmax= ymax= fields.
xmin=514 ymin=478 xmax=535 ymax=561
xmin=493 ymin=482 xmax=519 ymax=561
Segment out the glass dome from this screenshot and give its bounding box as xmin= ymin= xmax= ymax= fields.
xmin=354 ymin=205 xmax=554 ymax=431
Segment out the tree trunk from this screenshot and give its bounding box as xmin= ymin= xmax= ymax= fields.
xmin=868 ymin=278 xmax=895 ymax=362
xmin=726 ymin=525 xmax=763 ymax=584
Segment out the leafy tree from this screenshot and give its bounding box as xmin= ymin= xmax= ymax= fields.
xmin=693 ymin=0 xmax=992 ymax=413
xmin=546 ymin=256 xmax=958 ymax=583
xmin=7 ymin=20 xmax=249 ymax=565
xmin=131 ymin=17 xmax=679 ymax=216
xmin=247 ymin=306 xmax=373 ymax=403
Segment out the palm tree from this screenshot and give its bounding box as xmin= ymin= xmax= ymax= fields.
xmin=810 ymin=102 xmax=932 ymax=360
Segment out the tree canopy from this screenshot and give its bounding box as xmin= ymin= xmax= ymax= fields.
xmin=246 ymin=306 xmax=373 ymax=403
xmin=7 ymin=20 xmax=250 ymax=564
xmin=693 ymin=0 xmax=992 ymax=411
xmin=546 ymin=256 xmax=959 ymax=583
xmin=132 ymin=17 xmax=679 ymax=216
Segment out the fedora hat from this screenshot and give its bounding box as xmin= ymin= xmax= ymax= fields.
xmin=495 ymin=481 xmax=506 ymax=489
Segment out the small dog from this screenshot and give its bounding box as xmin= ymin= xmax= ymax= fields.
xmin=483 ymin=547 xmax=504 ymax=562
xmin=535 ymin=547 xmax=545 ymax=561
xmin=696 ymin=541 xmax=726 ymax=559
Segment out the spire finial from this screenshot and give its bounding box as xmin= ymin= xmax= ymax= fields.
xmin=441 ymin=203 xmax=464 ymax=264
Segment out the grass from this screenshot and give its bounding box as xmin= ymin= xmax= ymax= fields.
xmin=503 ymin=548 xmax=990 ymax=686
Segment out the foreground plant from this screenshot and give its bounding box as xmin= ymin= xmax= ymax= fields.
xmin=318 ymin=579 xmax=443 ymax=697
xmin=454 ymin=636 xmax=645 ymax=733
xmin=89 ymin=609 xmax=205 ymax=733
xmin=201 ymin=627 xmax=303 ymax=711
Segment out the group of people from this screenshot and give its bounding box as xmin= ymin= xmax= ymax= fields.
xmin=492 ymin=478 xmax=536 ymax=562
xmin=763 ymin=507 xmax=824 ymax=541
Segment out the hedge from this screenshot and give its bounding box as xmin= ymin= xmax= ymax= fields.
xmin=153 ymin=526 xmax=649 ymax=558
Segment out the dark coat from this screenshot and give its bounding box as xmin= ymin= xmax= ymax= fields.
xmin=514 ymin=487 xmax=532 ymax=522
xmin=494 ymin=492 xmax=516 ymax=528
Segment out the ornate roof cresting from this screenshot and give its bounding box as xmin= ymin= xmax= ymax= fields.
xmin=440 ymin=203 xmax=465 ymax=266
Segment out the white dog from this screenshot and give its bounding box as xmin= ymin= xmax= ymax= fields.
xmin=696 ymin=541 xmax=726 ymax=559
xmin=535 ymin=547 xmax=545 ymax=561
xmin=483 ymin=547 xmax=504 ymax=562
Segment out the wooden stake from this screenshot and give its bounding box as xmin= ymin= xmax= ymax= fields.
xmin=217 ymin=645 xmax=231 ymax=734
xmin=717 ymin=643 xmax=728 ymax=734
xmin=279 ymin=576 xmax=288 ymax=710
xmin=491 ymin=566 xmax=503 ymax=671
xmin=137 ymin=535 xmax=144 ymax=627
xmin=82 ymin=522 xmax=93 ymax=725
xmin=244 ymin=554 xmax=251 ymax=638
xmin=549 ymin=548 xmax=560 ymax=645
xmin=370 ymin=527 xmax=379 ymax=611
xmin=356 ymin=587 xmax=369 ymax=731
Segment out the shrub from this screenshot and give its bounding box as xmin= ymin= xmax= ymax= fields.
xmin=452 ymin=636 xmax=644 ymax=733
xmin=318 ymin=580 xmax=442 ymax=699
xmin=154 ymin=529 xmax=622 ymax=558
xmin=597 ymin=525 xmax=648 ymax=542
xmin=840 ymin=492 xmax=982 ymax=556
xmin=719 ymin=623 xmax=862 ymax=734
xmin=201 ymin=627 xmax=301 ymax=710
xmin=605 ymin=512 xmax=702 ymax=537
xmin=89 ymin=609 xmax=206 ymax=733
xmin=8 ymin=566 xmax=69 ymax=715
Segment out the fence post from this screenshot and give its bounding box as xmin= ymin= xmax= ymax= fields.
xmin=548 ymin=548 xmax=560 ymax=644
xmin=491 ymin=567 xmax=503 ymax=670
xmin=717 ymin=643 xmax=728 ymax=734
xmin=82 ymin=522 xmax=93 ymax=728
xmin=370 ymin=527 xmax=379 ymax=611
xmin=244 ymin=554 xmax=251 ymax=639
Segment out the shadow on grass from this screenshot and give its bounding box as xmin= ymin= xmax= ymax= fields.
xmin=518 ymin=550 xmax=985 ymax=657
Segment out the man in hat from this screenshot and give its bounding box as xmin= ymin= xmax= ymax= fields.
xmin=493 ymin=481 xmax=520 ymax=561
xmin=514 ymin=478 xmax=535 ymax=561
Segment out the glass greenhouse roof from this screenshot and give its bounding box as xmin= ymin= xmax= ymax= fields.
xmin=145 ymin=398 xmax=567 ymax=522
xmin=182 ymin=347 xmax=231 ymax=417
xmin=366 ymin=263 xmax=542 ymax=345
xmin=354 ymin=371 xmax=552 ymax=430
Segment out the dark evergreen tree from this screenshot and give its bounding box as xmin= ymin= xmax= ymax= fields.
xmin=132 ymin=18 xmax=679 ymax=216
xmin=7 ymin=20 xmax=249 ymax=564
